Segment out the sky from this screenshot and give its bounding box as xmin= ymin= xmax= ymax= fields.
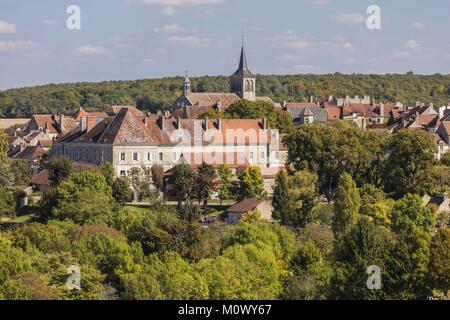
xmin=0 ymin=0 xmax=449 ymax=90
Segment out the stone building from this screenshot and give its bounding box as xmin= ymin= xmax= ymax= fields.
xmin=171 ymin=45 xmax=279 ymax=119
xmin=50 ymin=108 xmax=287 ymax=179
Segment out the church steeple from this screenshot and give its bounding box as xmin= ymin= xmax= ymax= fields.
xmin=183 ymin=71 xmax=191 ymax=96
xmin=230 ymin=41 xmax=256 ymax=101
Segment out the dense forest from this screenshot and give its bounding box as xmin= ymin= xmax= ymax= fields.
xmin=0 ymin=73 xmax=449 ymax=118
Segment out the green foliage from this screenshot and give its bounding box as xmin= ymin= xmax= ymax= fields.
xmin=224 ymin=100 xmax=278 ymax=128
xmin=359 ymin=184 xmax=393 ymax=227
xmin=427 ymin=228 xmax=450 ymax=295
xmin=236 ymin=166 xmax=267 ymax=201
xmin=0 ymin=185 xmax=16 ymax=217
xmin=390 ymin=194 xmax=436 ymax=234
xmin=384 ymin=130 xmax=436 ymax=198
xmin=331 ymin=217 xmax=391 ymax=299
xmin=332 ymin=173 xmax=361 ymax=237
xmin=46 ymin=156 xmax=72 ymax=186
xmin=151 ymin=165 xmax=165 ymax=192
xmin=217 ymin=164 xmax=234 ymax=205
xmin=192 ymin=162 xmax=217 ymax=205
xmin=1 ymin=74 xmax=449 ymax=118
xmin=286 ymin=122 xmax=386 ymax=199
xmin=112 ymin=177 xmax=133 ymax=205
xmin=168 ymin=164 xmax=193 ymax=207
xmin=100 ymin=162 xmax=116 ymax=186
xmin=10 ymin=160 xmax=33 ymax=186
xmin=127 ymin=166 xmax=156 ymax=202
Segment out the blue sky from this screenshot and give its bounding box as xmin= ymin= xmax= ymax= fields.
xmin=0 ymin=0 xmax=449 ymax=90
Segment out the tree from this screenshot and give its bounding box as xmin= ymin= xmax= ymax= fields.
xmin=217 ymin=164 xmax=234 ymax=206
xmin=151 ymin=165 xmax=165 ymax=193
xmin=427 ymin=228 xmax=450 ymax=296
xmin=100 ymin=162 xmax=116 ymax=186
xmin=10 ymin=160 xmax=33 ymax=186
xmin=168 ymin=164 xmax=193 ymax=208
xmin=224 ymin=100 xmax=278 ymax=129
xmin=283 ymin=242 xmax=332 ymax=300
xmin=0 ymin=185 xmax=16 ymax=218
xmin=285 ymin=122 xmax=377 ymax=200
xmin=390 ymin=193 xmax=436 ymax=235
xmin=192 ymin=162 xmax=217 ymax=206
xmin=332 ymin=173 xmax=360 ymax=237
xmin=272 ymin=171 xmax=290 ymax=221
xmin=383 ymin=130 xmax=436 ymax=198
xmin=112 ymin=177 xmax=133 ymax=206
xmin=359 ymin=184 xmax=393 ymax=227
xmin=127 ymin=166 xmax=155 ymax=202
xmin=236 ymin=166 xmax=267 ymax=201
xmin=47 ymin=156 xmax=72 ymax=186
xmin=331 ymin=217 xmax=391 ymax=299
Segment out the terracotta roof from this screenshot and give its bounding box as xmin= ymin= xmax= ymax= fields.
xmin=419 ymin=114 xmax=438 ymax=126
xmin=346 ymin=103 xmax=378 ymax=117
xmin=58 ymin=109 xmax=278 ymax=148
xmin=30 ymin=169 xmax=50 ymax=186
xmin=27 ymin=115 xmax=77 ymax=135
xmin=324 ymin=106 xmax=341 ymax=120
xmin=104 ymin=106 xmax=145 ymax=117
xmin=228 ymin=199 xmax=266 ymax=213
xmin=73 ymin=107 xmax=108 ymax=121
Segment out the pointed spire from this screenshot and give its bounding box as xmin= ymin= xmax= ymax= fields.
xmin=232 ymin=39 xmax=255 ymax=78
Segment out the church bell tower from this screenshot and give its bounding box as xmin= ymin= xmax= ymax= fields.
xmin=230 ymin=44 xmax=256 ymax=101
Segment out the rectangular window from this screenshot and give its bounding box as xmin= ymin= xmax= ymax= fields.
xmin=133 ymin=153 xmax=138 ymax=161
xmin=120 ymin=170 xmax=126 ymax=177
xmin=172 ymin=152 xmax=177 ymax=162
xmin=159 ymin=152 xmax=164 ymax=162
xmin=120 ymin=153 xmax=125 ymax=161
xmin=261 ymin=151 xmax=265 ymax=161
xmin=274 ymin=151 xmax=280 ymax=160
xmin=249 ymin=152 xmax=254 ymax=163
xmin=147 ymin=152 xmax=152 ymax=162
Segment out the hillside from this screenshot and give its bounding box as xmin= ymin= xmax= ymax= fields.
xmin=0 ymin=73 xmax=449 ymax=118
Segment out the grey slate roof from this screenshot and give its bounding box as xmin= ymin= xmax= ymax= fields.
xmin=286 ymin=106 xmax=328 ymax=122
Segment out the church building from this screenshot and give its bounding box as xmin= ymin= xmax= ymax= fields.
xmin=171 ymin=45 xmax=278 ymax=119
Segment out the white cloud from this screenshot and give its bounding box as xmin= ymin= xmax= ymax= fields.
xmin=0 ymin=20 xmax=16 ymax=34
xmin=163 ymin=6 xmax=176 ymax=15
xmin=411 ymin=21 xmax=425 ymax=29
xmin=155 ymin=24 xmax=186 ymax=33
xmin=332 ymin=13 xmax=365 ymax=24
xmin=0 ymin=41 xmax=33 ymax=51
xmin=391 ymin=51 xmax=411 ymax=59
xmin=167 ymin=35 xmax=227 ymax=48
xmin=405 ymin=39 xmax=419 ymax=49
xmin=77 ymin=45 xmax=109 ymax=55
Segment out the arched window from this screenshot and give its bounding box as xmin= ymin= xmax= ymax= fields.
xmin=245 ymin=80 xmax=250 ymax=92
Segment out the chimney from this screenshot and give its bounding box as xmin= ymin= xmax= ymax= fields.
xmin=144 ymin=117 xmax=148 ymax=126
xmin=217 ymin=118 xmax=222 ymax=131
xmin=429 ymin=103 xmax=434 ymax=110
xmin=203 ymin=117 xmax=208 ymax=130
xmin=283 ymin=101 xmax=287 ymax=109
xmin=158 ymin=115 xmax=165 ymax=130
xmin=328 ymin=95 xmax=333 ymax=102
xmin=310 ymin=95 xmax=314 ymax=103
xmin=60 ymin=114 xmax=65 ymax=132
xmin=177 ymin=117 xmax=181 ymax=129
xmin=216 ymin=101 xmax=222 ymax=110
xmin=379 ymin=103 xmax=385 ymax=118
xmin=81 ymin=117 xmax=87 ymax=132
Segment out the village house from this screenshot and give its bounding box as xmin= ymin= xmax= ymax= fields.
xmin=227 ymin=198 xmax=274 ymax=224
